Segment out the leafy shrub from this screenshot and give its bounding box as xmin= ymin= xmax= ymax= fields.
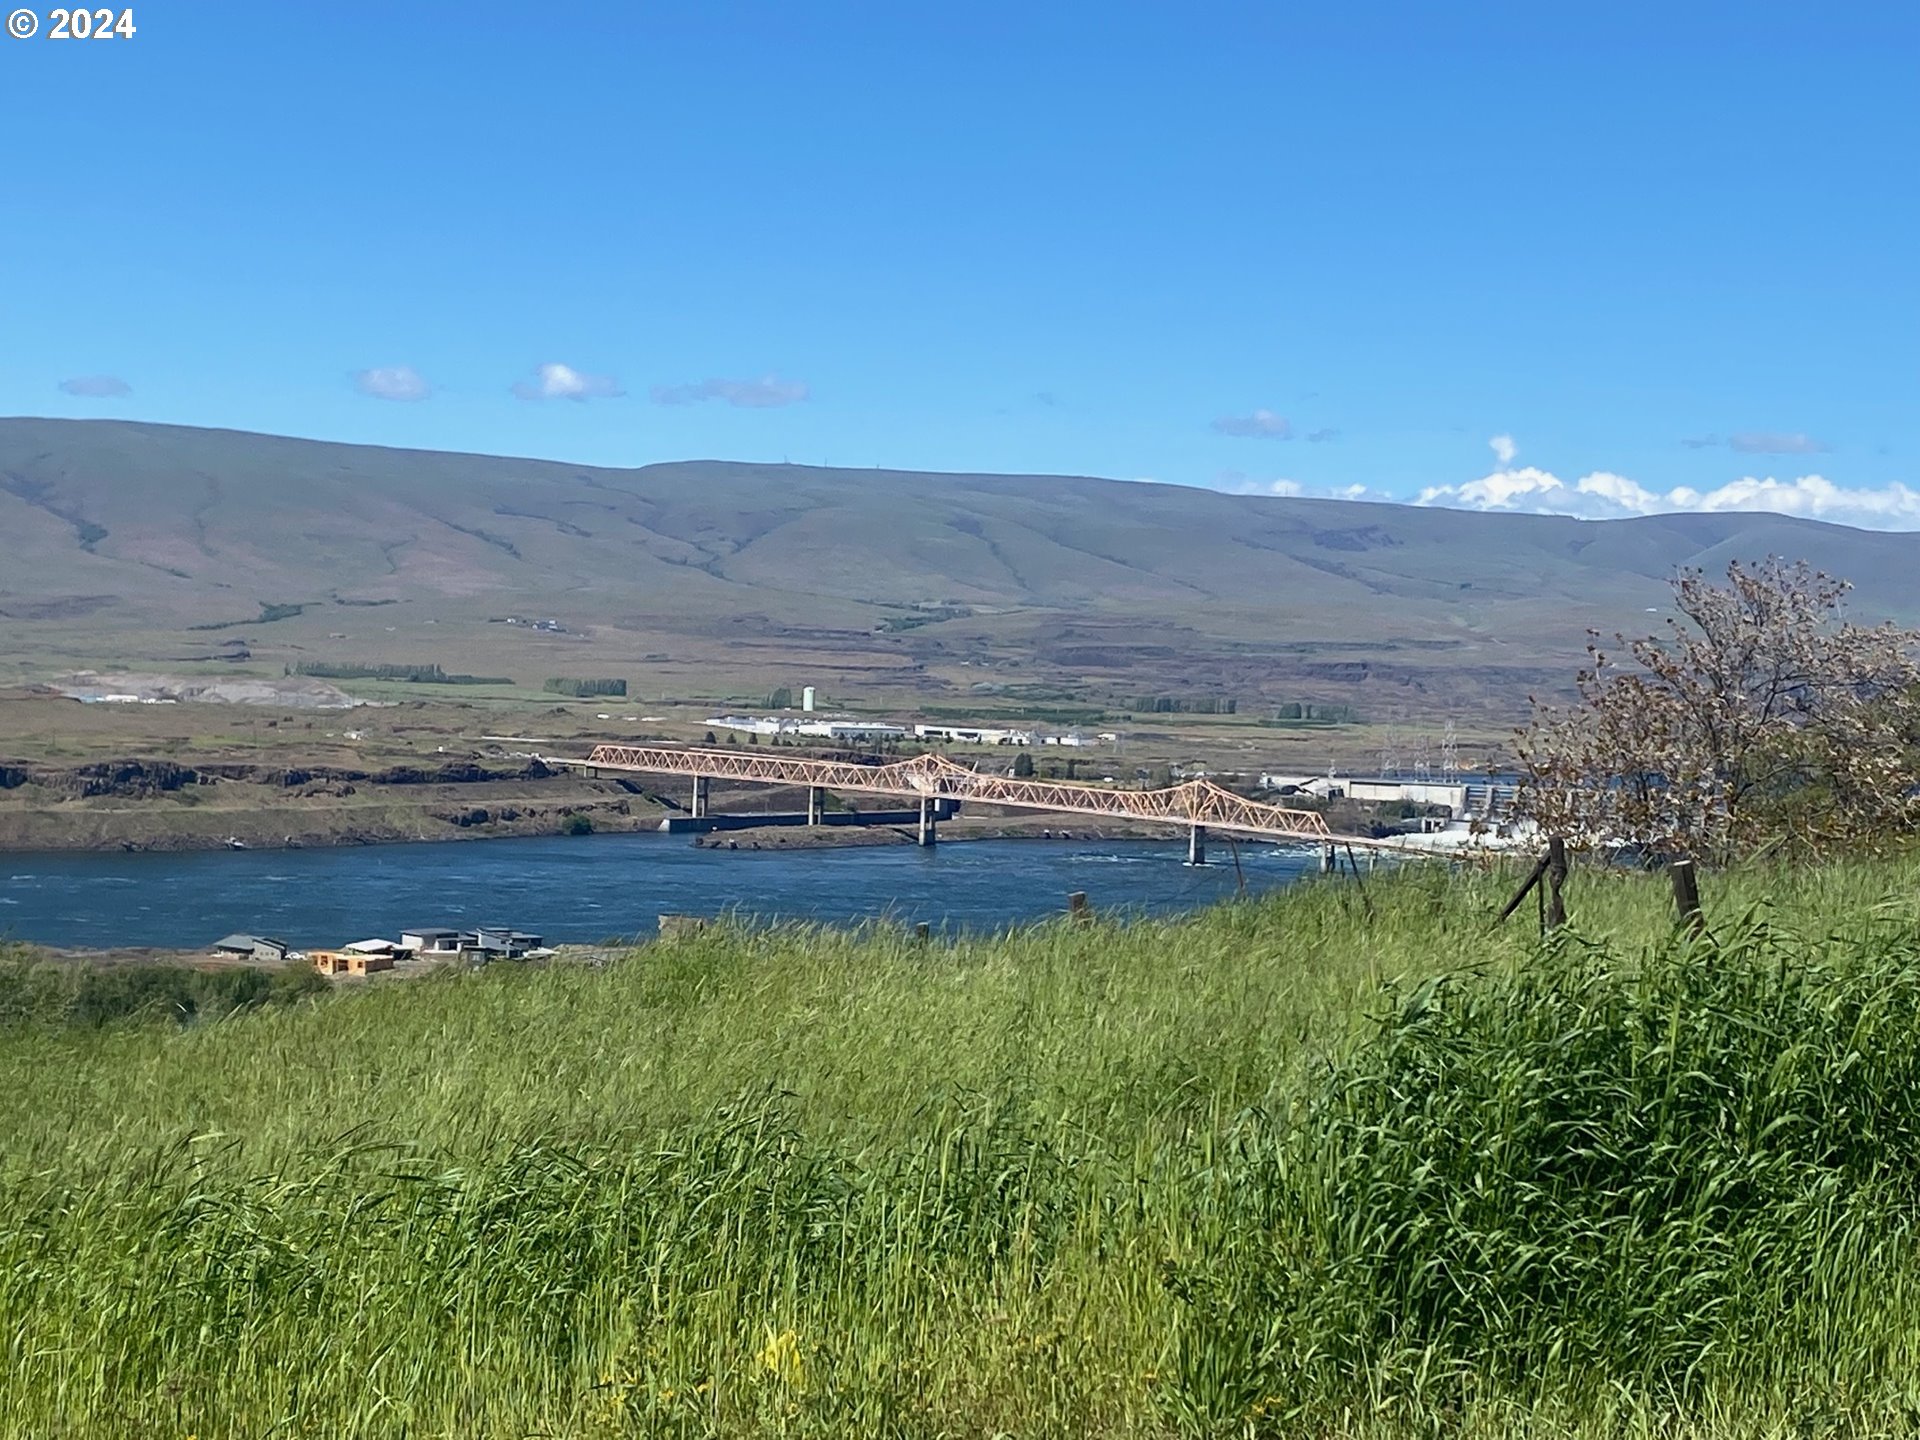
xmin=194 ymin=966 xmax=274 ymax=1014
xmin=0 ymin=957 xmax=330 ymax=1030
xmin=70 ymin=967 xmax=200 ymax=1027
xmin=268 ymin=965 xmax=332 ymax=1004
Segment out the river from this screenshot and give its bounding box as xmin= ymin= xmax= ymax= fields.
xmin=0 ymin=832 xmax=1328 ymax=950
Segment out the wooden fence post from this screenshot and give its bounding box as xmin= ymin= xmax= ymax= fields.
xmin=1670 ymin=859 xmax=1704 ymax=936
xmin=1494 ymin=848 xmax=1552 ymax=928
xmin=1544 ymin=836 xmax=1568 ymax=932
xmin=1067 ymin=892 xmax=1093 ymax=924
xmin=913 ymin=922 xmax=931 ymax=942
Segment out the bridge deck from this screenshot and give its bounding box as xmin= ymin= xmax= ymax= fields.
xmin=557 ymin=744 xmax=1432 ymax=854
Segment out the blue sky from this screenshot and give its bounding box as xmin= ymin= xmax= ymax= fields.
xmin=5 ymin=1 xmax=1918 ymax=525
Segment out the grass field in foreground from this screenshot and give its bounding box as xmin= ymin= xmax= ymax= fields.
xmin=5 ymin=856 xmax=1920 ymax=1437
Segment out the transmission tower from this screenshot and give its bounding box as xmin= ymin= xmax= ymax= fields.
xmin=1410 ymin=729 xmax=1433 ymax=783
xmin=1378 ymin=718 xmax=1400 ymax=779
xmin=1440 ymin=719 xmax=1460 ymax=779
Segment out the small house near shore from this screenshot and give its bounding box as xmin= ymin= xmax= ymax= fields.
xmin=400 ymin=928 xmax=461 ymax=954
xmin=311 ymin=949 xmax=395 ymax=976
xmin=212 ymin=934 xmax=291 ymax=964
xmin=458 ymin=927 xmax=547 ymax=963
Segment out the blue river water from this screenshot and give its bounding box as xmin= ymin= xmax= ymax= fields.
xmin=0 ymin=832 xmax=1327 ymax=950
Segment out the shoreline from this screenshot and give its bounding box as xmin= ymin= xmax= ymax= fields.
xmin=11 ymin=941 xmax=629 ymax=974
xmin=0 ymin=805 xmax=1200 ymax=857
xmin=0 ymin=813 xmax=670 ymax=856
xmin=0 ymin=815 xmax=1173 ymax=856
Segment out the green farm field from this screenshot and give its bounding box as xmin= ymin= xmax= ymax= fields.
xmin=7 ymin=855 xmax=1920 ymax=1436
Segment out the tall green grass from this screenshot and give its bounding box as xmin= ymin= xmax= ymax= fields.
xmin=4 ymin=857 xmax=1920 ymax=1436
xmin=0 ymin=953 xmax=328 ymax=1028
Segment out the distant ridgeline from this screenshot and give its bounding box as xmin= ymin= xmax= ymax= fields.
xmin=543 ymin=678 xmax=628 ymax=698
xmin=286 ymin=662 xmax=513 ymax=686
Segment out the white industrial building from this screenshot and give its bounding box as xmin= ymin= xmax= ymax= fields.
xmin=1259 ymin=773 xmax=1520 ymax=821
xmin=706 ymin=714 xmax=1089 ymax=747
xmin=706 ymin=714 xmax=787 ymax=736
xmin=914 ymin=723 xmax=1034 ymax=745
xmin=914 ymin=724 xmax=1094 ymax=747
xmin=1260 ymin=772 xmax=1467 ymax=809
xmin=797 ymin=720 xmax=907 ymax=740
xmin=706 ymin=715 xmax=908 ymax=741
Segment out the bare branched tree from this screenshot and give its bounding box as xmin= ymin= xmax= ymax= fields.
xmin=1514 ymin=557 xmax=1920 ymax=862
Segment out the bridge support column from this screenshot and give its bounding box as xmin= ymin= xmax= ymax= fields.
xmin=1187 ymin=824 xmax=1208 ymax=866
xmin=807 ymin=786 xmax=825 ymax=826
xmin=1321 ymin=843 xmax=1336 ymax=874
xmin=917 ymin=796 xmax=938 ymax=847
xmin=690 ymin=775 xmax=710 ymax=819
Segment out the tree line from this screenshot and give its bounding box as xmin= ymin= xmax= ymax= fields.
xmin=288 ymin=662 xmax=512 ymax=685
xmin=1124 ymin=695 xmax=1238 ymax=714
xmin=544 ymin=677 xmax=627 ymax=698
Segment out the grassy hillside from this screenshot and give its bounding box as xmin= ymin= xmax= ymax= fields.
xmin=5 ymin=857 xmax=1920 ymax=1436
xmin=6 ymin=418 xmax=1919 ymax=717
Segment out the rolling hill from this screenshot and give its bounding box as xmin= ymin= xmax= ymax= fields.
xmin=4 ymin=417 xmax=1917 ymax=719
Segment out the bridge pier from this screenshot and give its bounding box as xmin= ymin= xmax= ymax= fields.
xmin=1321 ymin=843 xmax=1336 ymax=874
xmin=917 ymin=796 xmax=938 ymax=847
xmin=1187 ymin=824 xmax=1207 ymax=866
xmin=807 ymin=785 xmax=825 ymax=826
xmin=690 ymin=775 xmax=710 ymax=819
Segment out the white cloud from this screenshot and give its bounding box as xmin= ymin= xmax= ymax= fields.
xmin=512 ymin=362 xmax=625 ymax=401
xmin=650 ymin=374 xmax=809 ymax=408
xmin=59 ymin=374 xmax=131 ymax=398
xmin=1416 ymin=465 xmax=1920 ymax=530
xmin=1213 ymin=474 xmax=1389 ymax=502
xmin=1489 ymin=433 xmax=1517 ymax=466
xmin=354 ymin=365 xmax=431 ymax=402
xmin=1214 ymin=470 xmax=1297 ymax=496
xmin=1212 ymin=408 xmax=1292 ymax=440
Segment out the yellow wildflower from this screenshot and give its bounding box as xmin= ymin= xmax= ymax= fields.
xmin=758 ymin=1327 xmax=807 ymax=1391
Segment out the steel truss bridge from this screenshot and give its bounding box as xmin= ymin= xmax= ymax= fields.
xmin=558 ymin=744 xmax=1425 ymax=859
